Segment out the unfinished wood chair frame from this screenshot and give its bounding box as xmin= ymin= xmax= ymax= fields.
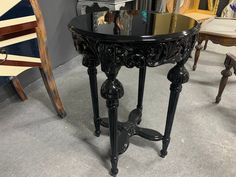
xmin=186 ymin=0 xmax=219 ymax=15
xmin=167 ymin=0 xmax=220 ymax=23
xmin=0 ymin=0 xmax=66 ymax=118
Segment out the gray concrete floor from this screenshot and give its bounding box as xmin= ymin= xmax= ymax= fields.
xmin=0 ymin=42 xmax=236 ymax=177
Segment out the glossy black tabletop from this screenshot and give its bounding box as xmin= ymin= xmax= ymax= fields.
xmin=69 ymin=10 xmax=199 ymax=41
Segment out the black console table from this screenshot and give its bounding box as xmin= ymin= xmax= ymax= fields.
xmin=69 ymin=10 xmax=199 ymax=176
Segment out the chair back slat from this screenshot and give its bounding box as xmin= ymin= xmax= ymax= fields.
xmin=0 ymin=0 xmax=43 ymax=81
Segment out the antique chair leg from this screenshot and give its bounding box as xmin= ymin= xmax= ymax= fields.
xmin=83 ymin=55 xmax=101 ymax=137
xmin=101 ymin=66 xmax=124 ymax=176
xmin=193 ymin=40 xmax=203 ymax=71
xmin=203 ymin=40 xmax=208 ymax=50
xmin=215 ymin=56 xmax=233 ymax=104
xmin=29 ymin=0 xmax=66 ymax=118
xmin=11 ymin=77 xmax=28 ymax=101
xmin=161 ymin=62 xmax=189 ymax=158
xmin=136 ymin=66 xmax=147 ymax=124
xmin=39 ymin=67 xmax=66 ymax=118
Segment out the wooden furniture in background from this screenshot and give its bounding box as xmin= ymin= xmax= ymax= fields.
xmin=0 ymin=0 xmax=66 ymax=118
xmin=193 ymin=17 xmax=236 ymax=71
xmin=167 ymin=0 xmax=219 ymax=21
xmin=216 ymin=53 xmax=236 ymax=103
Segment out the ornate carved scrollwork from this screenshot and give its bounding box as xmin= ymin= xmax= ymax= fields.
xmin=72 ymin=31 xmax=198 ymax=69
xmin=70 ymin=19 xmax=199 ymax=175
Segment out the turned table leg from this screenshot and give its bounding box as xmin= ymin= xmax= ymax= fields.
xmin=216 ymin=55 xmax=234 ymax=104
xmin=161 ymin=62 xmax=189 ymax=158
xmin=136 ymin=66 xmax=146 ymax=124
xmin=88 ymin=66 xmax=101 ymax=136
xmin=193 ymin=40 xmax=203 ymax=71
xmin=101 ymin=65 xmax=124 ymax=176
xmin=83 ymin=55 xmax=101 ymax=136
xmin=203 ymin=40 xmax=208 ymax=50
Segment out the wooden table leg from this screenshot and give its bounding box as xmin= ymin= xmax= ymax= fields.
xmin=216 ymin=54 xmax=234 ymax=103
xmin=204 ymin=40 xmax=208 ymax=50
xmin=193 ymin=40 xmax=203 ymax=71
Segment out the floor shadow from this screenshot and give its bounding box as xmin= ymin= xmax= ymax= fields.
xmin=82 ymin=137 xmax=111 ymax=171
xmin=215 ymin=106 xmax=236 ymax=134
xmin=31 ymin=71 xmax=135 ymax=136
xmin=189 ymin=78 xmax=220 ymax=87
xmin=129 ymin=136 xmax=161 ymax=154
xmin=189 ymin=77 xmax=236 ymax=87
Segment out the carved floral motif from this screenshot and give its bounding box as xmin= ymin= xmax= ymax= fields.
xmin=72 ymin=31 xmax=198 ymax=69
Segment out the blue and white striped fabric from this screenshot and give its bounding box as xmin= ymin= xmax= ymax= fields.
xmin=0 ymin=0 xmax=41 ymax=85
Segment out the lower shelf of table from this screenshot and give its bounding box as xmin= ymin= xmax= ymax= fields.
xmin=100 ymin=108 xmax=163 ymax=154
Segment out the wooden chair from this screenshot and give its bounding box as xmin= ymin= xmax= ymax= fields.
xmin=167 ymin=0 xmax=219 ymax=21
xmin=0 ymin=0 xmax=66 ymax=118
xmin=216 ymin=53 xmax=236 ymax=103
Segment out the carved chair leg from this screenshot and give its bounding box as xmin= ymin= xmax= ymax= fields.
xmin=161 ymin=62 xmax=189 ymax=158
xmin=203 ymin=40 xmax=208 ymax=50
xmin=193 ymin=41 xmax=203 ymax=71
xmin=11 ymin=76 xmax=28 ymax=101
xmin=216 ymin=56 xmax=233 ymax=104
xmin=39 ymin=67 xmax=66 ymax=118
xmin=101 ymin=66 xmax=124 ymax=176
xmin=29 ymin=0 xmax=66 ymax=118
xmin=136 ymin=66 xmax=147 ymax=124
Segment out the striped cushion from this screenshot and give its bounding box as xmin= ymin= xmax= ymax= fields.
xmin=0 ymin=54 xmax=41 ymax=76
xmin=0 ymin=0 xmax=41 ymax=83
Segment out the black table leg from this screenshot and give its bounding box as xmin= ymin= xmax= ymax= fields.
xmin=100 ymin=66 xmax=162 ymax=157
xmin=107 ymin=99 xmax=119 ymax=176
xmin=160 ymin=62 xmax=189 ymax=158
xmin=88 ymin=66 xmax=101 ymax=137
xmin=136 ymin=66 xmax=146 ymax=124
xmin=83 ymin=55 xmax=101 ymax=137
xmin=101 ymin=66 xmax=124 ymax=176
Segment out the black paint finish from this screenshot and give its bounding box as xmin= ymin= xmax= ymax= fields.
xmin=69 ymin=10 xmax=200 ymax=176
